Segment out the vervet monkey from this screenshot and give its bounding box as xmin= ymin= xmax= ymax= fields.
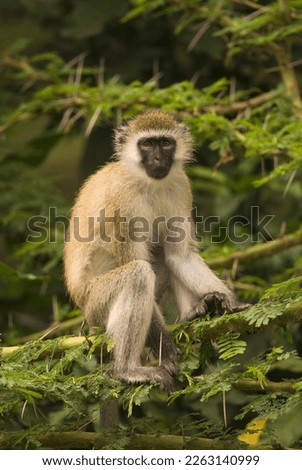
xmin=64 ymin=110 xmax=249 ymax=393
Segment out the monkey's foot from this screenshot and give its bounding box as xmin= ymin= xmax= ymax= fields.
xmin=114 ymin=366 xmax=176 ymax=394
xmin=189 ymin=292 xmax=251 ymax=320
xmin=162 ymin=356 xmax=180 ymax=376
xmin=161 ymin=343 xmax=181 ymax=376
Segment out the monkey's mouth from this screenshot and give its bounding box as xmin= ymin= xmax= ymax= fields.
xmin=147 ymin=166 xmax=171 ymax=179
xmin=143 ymin=162 xmax=172 ymax=179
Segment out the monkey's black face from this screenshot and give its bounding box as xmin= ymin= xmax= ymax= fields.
xmin=137 ymin=136 xmax=176 ymax=179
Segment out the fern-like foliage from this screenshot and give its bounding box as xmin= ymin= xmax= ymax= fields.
xmin=244 ymin=276 xmax=302 ymax=327
xmin=217 ymin=333 xmax=247 ymax=360
xmin=1 ymin=279 xmax=302 ymax=448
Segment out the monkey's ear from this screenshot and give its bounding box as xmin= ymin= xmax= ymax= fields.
xmin=114 ymin=124 xmax=129 ymax=146
xmin=178 ymin=123 xmax=189 ymax=134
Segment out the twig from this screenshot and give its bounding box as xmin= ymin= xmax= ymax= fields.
xmin=2 ymin=55 xmax=49 ymax=82
xmin=159 ymin=331 xmax=163 ymax=366
xmin=39 ymin=323 xmax=61 ymax=341
xmin=222 ymin=390 xmax=228 ymax=428
xmin=231 ymin=0 xmax=268 ymax=10
xmin=187 ymin=21 xmax=210 ymax=53
xmin=283 ymin=170 xmax=297 ymax=198
xmin=85 ymin=106 xmax=102 ymax=137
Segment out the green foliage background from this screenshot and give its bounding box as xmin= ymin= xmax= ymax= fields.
xmin=0 ymin=0 xmax=302 ymax=449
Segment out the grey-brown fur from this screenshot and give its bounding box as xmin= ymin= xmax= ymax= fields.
xmin=64 ymin=110 xmax=249 ymax=392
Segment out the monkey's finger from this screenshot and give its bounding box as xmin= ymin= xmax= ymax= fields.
xmin=158 ymin=371 xmax=176 ymax=394
xmin=228 ymin=301 xmax=252 ymax=313
xmin=162 ymin=360 xmax=180 ymax=376
xmin=189 ymin=303 xmax=206 ymax=319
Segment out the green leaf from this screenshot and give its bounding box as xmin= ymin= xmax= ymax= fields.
xmin=0 ymin=260 xmax=48 ymax=283
xmin=217 ymin=333 xmax=247 ymax=361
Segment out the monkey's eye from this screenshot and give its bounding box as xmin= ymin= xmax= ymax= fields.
xmin=162 ymin=139 xmax=172 ymax=148
xmin=141 ymin=140 xmax=153 ymax=148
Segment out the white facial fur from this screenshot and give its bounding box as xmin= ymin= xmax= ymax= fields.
xmin=115 ymin=128 xmax=193 ymax=181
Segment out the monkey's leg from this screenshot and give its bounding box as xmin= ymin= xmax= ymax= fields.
xmin=147 ymin=305 xmax=180 ymax=376
xmin=85 ymin=260 xmax=175 ymax=393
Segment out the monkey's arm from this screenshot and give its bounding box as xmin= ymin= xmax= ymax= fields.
xmin=165 ymin=242 xmax=249 ymax=320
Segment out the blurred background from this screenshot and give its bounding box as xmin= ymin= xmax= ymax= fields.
xmin=1 ymin=0 xmax=302 ymax=448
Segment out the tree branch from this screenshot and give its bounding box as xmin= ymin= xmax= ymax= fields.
xmin=233 ymin=378 xmax=296 ymax=394
xmin=188 ymin=301 xmax=302 ymax=342
xmin=2 ymin=302 xmax=302 ymax=358
xmin=9 ymin=316 xmax=84 ymax=345
xmin=3 ymin=55 xmax=50 ymax=83
xmin=204 ymin=91 xmax=276 ymax=116
xmin=0 ymin=430 xmax=257 ymax=450
xmin=207 ymin=229 xmax=302 ymax=269
xmin=1 ymin=335 xmax=91 ymax=359
xmin=270 ymin=2 xmax=302 ymax=114
xmin=272 ymin=44 xmax=302 ymax=114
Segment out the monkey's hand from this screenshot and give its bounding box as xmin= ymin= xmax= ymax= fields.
xmin=189 ymin=291 xmax=250 ymax=320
